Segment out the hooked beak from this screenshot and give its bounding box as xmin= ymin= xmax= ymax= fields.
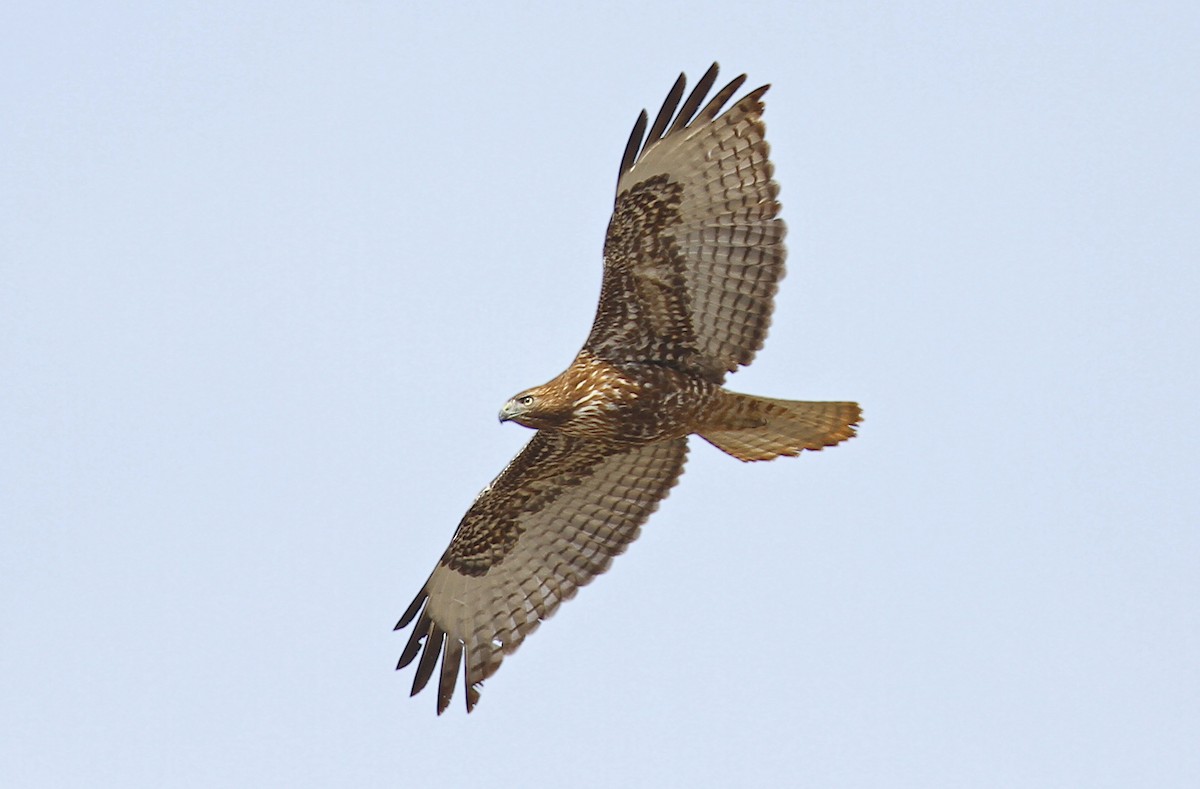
xmin=498 ymin=401 xmax=518 ymax=424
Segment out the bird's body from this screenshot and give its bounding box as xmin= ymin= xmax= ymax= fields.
xmin=501 ymin=350 xmax=719 ymax=444
xmin=396 ymin=64 xmax=861 ymax=714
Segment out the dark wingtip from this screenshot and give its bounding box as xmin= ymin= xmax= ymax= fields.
xmin=665 ymin=63 xmax=719 ymax=136
xmin=398 ymin=606 xmax=431 ymax=668
xmin=745 ymin=83 xmax=771 ymax=104
xmin=618 ymin=63 xmax=764 ymax=186
xmin=644 ymin=71 xmax=687 ymax=148
xmin=437 ymin=639 xmax=463 ymax=715
xmin=410 ymin=624 xmax=443 ymax=698
xmin=395 ymin=589 xmax=426 ymax=629
xmin=618 ymin=109 xmax=648 ymax=184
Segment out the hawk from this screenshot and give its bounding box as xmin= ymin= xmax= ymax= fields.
xmin=396 ymin=63 xmax=861 ymax=714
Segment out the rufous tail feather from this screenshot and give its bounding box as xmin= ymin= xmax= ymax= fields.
xmin=698 ymin=391 xmax=861 ymax=462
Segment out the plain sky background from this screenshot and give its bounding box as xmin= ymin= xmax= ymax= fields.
xmin=3 ymin=2 xmax=1198 ymax=787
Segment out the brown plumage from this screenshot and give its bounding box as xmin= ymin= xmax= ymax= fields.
xmin=396 ymin=63 xmax=861 ymax=714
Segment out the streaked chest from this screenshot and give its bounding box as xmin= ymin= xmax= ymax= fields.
xmin=559 ymin=352 xmax=716 ymax=442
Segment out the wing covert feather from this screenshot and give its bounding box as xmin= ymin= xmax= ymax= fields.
xmin=396 ymin=433 xmax=688 ymax=713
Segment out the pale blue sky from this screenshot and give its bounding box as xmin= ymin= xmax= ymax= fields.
xmin=3 ymin=2 xmax=1198 ymax=787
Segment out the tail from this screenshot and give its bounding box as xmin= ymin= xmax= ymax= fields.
xmin=698 ymin=390 xmax=861 ymax=462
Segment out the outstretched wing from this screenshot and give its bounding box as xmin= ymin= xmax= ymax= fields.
xmin=396 ymin=433 xmax=688 ymax=714
xmin=585 ymin=63 xmax=786 ymax=382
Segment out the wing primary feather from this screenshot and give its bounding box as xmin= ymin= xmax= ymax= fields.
xmin=394 ymin=589 xmax=426 ymax=630
xmin=438 ymin=639 xmax=464 ymax=715
xmin=742 ymin=84 xmax=771 ymax=108
xmin=618 ymin=109 xmax=648 ymax=182
xmin=396 ymin=618 xmax=424 ymax=666
xmin=397 ymin=607 xmax=431 ymax=668
xmin=464 ymin=648 xmax=483 ymax=712
xmin=666 ymin=62 xmax=720 ymax=136
xmin=411 ymin=624 xmax=444 ymax=698
xmin=645 ymin=71 xmax=686 ymax=148
xmin=698 ymin=74 xmax=750 ymax=122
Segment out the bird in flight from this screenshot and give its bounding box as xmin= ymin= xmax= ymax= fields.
xmin=396 ymin=63 xmax=861 ymax=714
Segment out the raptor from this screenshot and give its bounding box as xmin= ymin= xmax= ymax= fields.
xmin=396 ymin=63 xmax=861 ymax=714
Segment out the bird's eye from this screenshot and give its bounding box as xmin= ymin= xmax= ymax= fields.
xmin=518 ymin=395 xmax=534 ymax=406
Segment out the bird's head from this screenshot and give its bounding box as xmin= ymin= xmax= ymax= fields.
xmin=498 ymin=384 xmax=572 ymax=430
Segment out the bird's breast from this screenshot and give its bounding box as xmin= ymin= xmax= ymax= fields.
xmin=556 ymin=352 xmax=716 ymax=443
